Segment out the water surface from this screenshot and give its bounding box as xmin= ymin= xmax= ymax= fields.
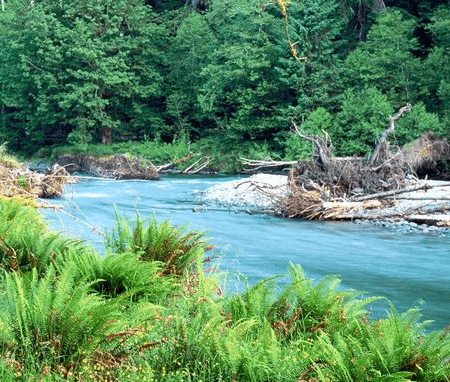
xmin=41 ymin=175 xmax=450 ymax=332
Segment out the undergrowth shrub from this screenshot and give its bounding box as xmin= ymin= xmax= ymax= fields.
xmin=311 ymin=303 xmax=450 ymax=382
xmin=1 ymin=199 xmax=450 ymax=381
xmin=105 ymin=209 xmax=214 ymax=275
xmin=38 ymin=138 xmax=191 ymax=166
xmin=143 ymin=263 xmax=450 ymax=382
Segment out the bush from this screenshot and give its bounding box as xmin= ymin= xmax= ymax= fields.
xmin=283 ymin=108 xmax=333 ymax=160
xmin=1 ymin=200 xmax=450 ymax=381
xmin=394 ymin=103 xmax=445 ymax=146
xmin=56 ymin=247 xmax=173 ymax=302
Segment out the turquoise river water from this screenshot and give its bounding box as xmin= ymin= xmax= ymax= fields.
xmin=40 ymin=175 xmax=450 ymax=332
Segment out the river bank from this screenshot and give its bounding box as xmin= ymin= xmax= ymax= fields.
xmin=0 ymin=161 xmax=74 ymax=201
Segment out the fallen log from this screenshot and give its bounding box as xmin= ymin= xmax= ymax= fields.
xmin=340 ymin=200 xmax=450 ymax=220
xmin=240 ymin=158 xmax=297 ymax=172
xmin=155 ymin=162 xmax=174 ymax=172
xmin=407 ymin=215 xmax=450 ymax=225
xmin=182 ymin=156 xmax=211 ymax=174
xmin=385 ymin=197 xmax=450 ymax=201
xmin=351 ymin=183 xmax=431 ymax=202
xmin=321 ymin=200 xmax=383 ymax=210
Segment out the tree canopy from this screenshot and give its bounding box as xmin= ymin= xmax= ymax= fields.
xmin=0 ymin=0 xmax=449 ymax=159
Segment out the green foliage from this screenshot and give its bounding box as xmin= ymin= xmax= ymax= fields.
xmin=427 ymin=5 xmax=450 ymax=50
xmin=57 ymin=247 xmax=173 ymax=303
xmin=0 ymin=263 xmax=117 ymax=367
xmin=283 ymin=132 xmax=313 ymax=160
xmin=0 ymin=144 xmax=21 ymax=167
xmin=312 ymin=302 xmax=450 ymax=382
xmin=394 ymin=103 xmax=445 ymax=145
xmin=342 ymin=8 xmax=421 ymax=107
xmin=1 ymin=0 xmax=448 ymax=163
xmin=283 ymin=108 xmax=333 ymax=160
xmin=105 ymin=209 xmax=213 ymax=275
xmin=420 ymin=5 xmax=450 ymax=129
xmin=39 ymin=137 xmax=191 ymax=165
xmin=164 ymin=12 xmax=217 ymax=139
xmin=190 ymin=134 xmax=280 ymax=172
xmin=0 ymin=198 xmax=84 ymax=275
xmin=286 ymin=0 xmax=346 ymax=115
xmin=16 ymin=176 xmax=27 ymax=191
xmin=0 ymin=0 xmax=166 ymax=152
xmin=195 ymin=0 xmax=281 ymax=139
xmin=0 ymin=199 xmax=450 ymax=380
xmin=151 ymin=263 xmax=450 ymax=382
xmin=332 ymin=87 xmax=394 ymax=156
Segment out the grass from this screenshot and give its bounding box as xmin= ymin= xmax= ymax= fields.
xmin=0 ymin=198 xmax=449 ymax=381
xmin=0 ymin=143 xmax=22 ymax=168
xmin=35 ymin=138 xmax=192 ymax=167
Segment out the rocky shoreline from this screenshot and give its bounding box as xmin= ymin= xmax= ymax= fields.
xmin=200 ymin=173 xmax=290 ymax=210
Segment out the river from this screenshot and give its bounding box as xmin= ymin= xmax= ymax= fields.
xmin=40 ymin=175 xmax=450 ymax=332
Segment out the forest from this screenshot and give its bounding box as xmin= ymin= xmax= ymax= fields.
xmin=1 ymin=0 xmax=450 ymax=167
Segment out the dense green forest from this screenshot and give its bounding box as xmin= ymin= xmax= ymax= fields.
xmin=1 ymin=0 xmax=450 ymax=162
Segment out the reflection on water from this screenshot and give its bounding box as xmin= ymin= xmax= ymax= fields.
xmin=41 ymin=175 xmax=450 ymax=332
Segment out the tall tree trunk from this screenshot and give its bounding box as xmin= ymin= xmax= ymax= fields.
xmin=373 ymin=0 xmax=386 ymax=13
xmin=102 ymin=127 xmax=112 ymax=145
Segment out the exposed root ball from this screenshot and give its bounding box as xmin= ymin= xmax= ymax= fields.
xmin=0 ymin=162 xmax=72 ymax=199
xmin=53 ymin=154 xmax=160 ymax=180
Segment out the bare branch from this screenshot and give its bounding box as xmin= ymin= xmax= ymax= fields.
xmin=367 ymin=104 xmax=412 ymax=167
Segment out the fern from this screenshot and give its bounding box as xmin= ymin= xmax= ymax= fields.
xmin=228 ymin=275 xmax=281 ymax=322
xmin=0 ymin=197 xmax=86 ymax=274
xmin=56 ymin=247 xmax=172 ymax=302
xmin=105 ymin=208 xmax=214 ymax=275
xmin=412 ymin=329 xmax=450 ymax=381
xmin=0 ymin=263 xmax=118 ymax=366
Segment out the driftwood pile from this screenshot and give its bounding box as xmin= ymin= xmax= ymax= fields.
xmin=155 ymin=154 xmax=213 ymax=174
xmin=403 ymin=132 xmax=450 ymax=180
xmin=0 ymin=162 xmax=73 ymax=199
xmin=274 ymin=105 xmax=450 ymax=225
xmin=53 ymin=155 xmax=160 ymax=180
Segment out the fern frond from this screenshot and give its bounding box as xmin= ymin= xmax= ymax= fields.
xmin=0 ymin=262 xmax=118 ymax=364
xmin=105 ymin=209 xmax=213 ymax=275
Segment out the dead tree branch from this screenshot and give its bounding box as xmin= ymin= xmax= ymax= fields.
xmin=240 ymin=158 xmax=297 ymax=172
xmin=367 ymin=104 xmax=411 ymax=167
xmin=291 ymin=122 xmax=333 ymax=170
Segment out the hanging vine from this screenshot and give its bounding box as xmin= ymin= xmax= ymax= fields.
xmin=274 ymin=0 xmax=306 ymax=60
